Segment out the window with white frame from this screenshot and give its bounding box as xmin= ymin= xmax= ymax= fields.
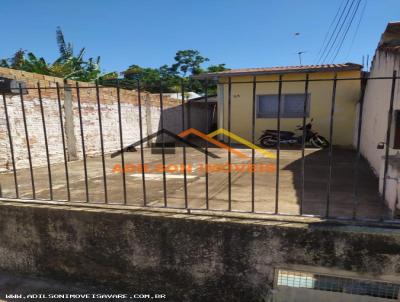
xmin=257 ymin=94 xmax=311 ymax=118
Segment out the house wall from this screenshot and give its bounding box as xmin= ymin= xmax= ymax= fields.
xmin=360 ymin=50 xmax=400 ymax=214
xmin=0 ymin=67 xmax=184 ymax=172
xmin=360 ymin=51 xmax=400 ymax=173
xmin=218 ymin=70 xmax=361 ymax=147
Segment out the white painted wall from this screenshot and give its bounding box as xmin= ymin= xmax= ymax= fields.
xmin=360 ymin=50 xmax=400 ymax=214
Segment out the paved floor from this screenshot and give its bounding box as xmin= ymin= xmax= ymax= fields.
xmin=0 ymin=146 xmax=388 ymax=220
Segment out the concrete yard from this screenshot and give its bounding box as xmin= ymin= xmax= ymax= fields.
xmin=0 ymin=146 xmax=388 ymax=220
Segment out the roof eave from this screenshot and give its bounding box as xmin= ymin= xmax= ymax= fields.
xmin=192 ymin=66 xmax=362 ymax=80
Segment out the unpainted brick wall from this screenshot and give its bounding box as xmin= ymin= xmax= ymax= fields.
xmin=0 ymin=67 xmax=183 ymax=172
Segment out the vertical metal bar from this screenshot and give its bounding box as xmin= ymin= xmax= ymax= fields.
xmin=55 ymin=83 xmax=70 ymax=201
xmin=204 ymin=78 xmax=209 ymax=209
xmin=137 ymin=80 xmax=147 ymax=206
xmin=37 ymin=83 xmax=53 ymax=200
xmin=228 ymin=77 xmax=232 ymax=211
xmin=300 ymin=74 xmax=310 ymax=215
xmin=326 ymin=75 xmax=338 ymax=218
xmin=251 ymin=76 xmax=256 ymax=212
xmin=352 ymin=73 xmax=368 ymax=219
xmin=19 ymin=84 xmax=35 ymax=199
xmin=76 ymin=82 xmax=89 ymax=203
xmin=159 ymin=81 xmax=168 ymax=207
xmin=275 ymin=75 xmax=283 ymax=214
xmin=382 ymin=70 xmax=397 ymax=219
xmin=181 ymin=79 xmax=188 ymax=208
xmin=2 ymin=92 xmax=19 ymax=198
xmin=116 ymin=81 xmax=127 ymax=204
xmin=95 ymin=81 xmax=108 ymax=203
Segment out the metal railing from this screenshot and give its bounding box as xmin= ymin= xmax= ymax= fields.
xmin=0 ymin=72 xmax=399 ymax=224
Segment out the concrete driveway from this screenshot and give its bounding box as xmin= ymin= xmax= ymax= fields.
xmin=0 ymin=146 xmax=387 ymax=220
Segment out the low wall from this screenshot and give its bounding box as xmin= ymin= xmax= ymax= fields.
xmin=0 ymin=200 xmax=399 ymax=301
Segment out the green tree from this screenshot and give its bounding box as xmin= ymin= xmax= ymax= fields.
xmin=172 ymin=50 xmax=209 ymax=76
xmin=0 ymin=27 xmax=117 ymax=82
xmin=206 ymin=64 xmax=228 ymax=73
xmin=121 ymin=64 xmax=180 ymax=93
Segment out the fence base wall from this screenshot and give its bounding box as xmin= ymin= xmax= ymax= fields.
xmin=0 ymin=200 xmax=399 ymax=301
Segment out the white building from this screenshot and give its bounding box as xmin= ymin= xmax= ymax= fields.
xmin=361 ymin=22 xmax=400 ymax=216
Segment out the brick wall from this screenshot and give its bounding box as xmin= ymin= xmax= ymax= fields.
xmin=0 ymin=67 xmax=183 ymax=172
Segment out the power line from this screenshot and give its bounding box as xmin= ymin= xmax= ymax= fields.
xmin=315 ymin=0 xmax=346 ymax=60
xmin=331 ymin=0 xmax=363 ymax=62
xmin=316 ymin=0 xmax=351 ymax=64
xmin=320 ymin=0 xmax=357 ymax=64
xmin=345 ymin=0 xmax=368 ymax=60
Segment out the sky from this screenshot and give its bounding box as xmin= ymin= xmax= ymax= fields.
xmin=0 ymin=0 xmax=399 ymax=74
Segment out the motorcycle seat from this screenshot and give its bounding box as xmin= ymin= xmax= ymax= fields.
xmin=264 ymin=130 xmax=295 ymax=137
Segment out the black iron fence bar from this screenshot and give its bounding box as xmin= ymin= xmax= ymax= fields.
xmin=181 ymin=79 xmax=188 ymax=209
xmin=204 ymin=78 xmax=210 ymax=209
xmin=251 ymin=76 xmax=256 ymax=212
xmin=76 ymin=82 xmax=89 ymax=203
xmin=55 ymin=83 xmax=70 ymax=201
xmin=37 ymin=83 xmax=53 ymax=200
xmin=382 ymin=70 xmax=398 ymax=219
xmin=19 ymin=84 xmax=35 ymax=199
xmin=228 ymin=77 xmax=232 ymax=211
xmin=116 ymin=81 xmax=127 ymax=204
xmin=2 ymin=92 xmax=18 ymax=198
xmin=326 ymin=74 xmax=338 ymax=218
xmin=352 ymin=74 xmax=368 ymax=220
xmin=159 ymin=82 xmax=168 ymax=207
xmin=300 ymin=74 xmax=310 ymax=215
xmin=137 ymin=80 xmax=147 ymax=206
xmin=275 ymin=75 xmax=283 ymax=214
xmin=95 ymin=81 xmax=108 ymax=204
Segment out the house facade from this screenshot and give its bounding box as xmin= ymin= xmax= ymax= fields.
xmin=195 ymin=64 xmax=362 ymax=147
xmin=360 ymin=22 xmax=400 ymax=215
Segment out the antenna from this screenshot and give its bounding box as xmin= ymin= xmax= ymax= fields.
xmin=296 ymin=51 xmax=307 ymax=65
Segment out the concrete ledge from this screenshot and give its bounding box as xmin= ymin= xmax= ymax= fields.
xmin=0 ymin=199 xmax=399 ymax=301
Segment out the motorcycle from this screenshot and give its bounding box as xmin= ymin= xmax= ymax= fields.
xmin=258 ymin=118 xmax=329 ymax=148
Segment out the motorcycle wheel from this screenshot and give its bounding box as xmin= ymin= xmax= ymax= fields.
xmin=310 ymin=135 xmax=329 ymax=148
xmin=260 ymin=136 xmax=277 ymax=147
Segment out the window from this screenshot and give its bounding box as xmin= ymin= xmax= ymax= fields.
xmin=257 ymin=94 xmax=311 ymax=118
xmin=276 ymin=269 xmax=400 ymax=300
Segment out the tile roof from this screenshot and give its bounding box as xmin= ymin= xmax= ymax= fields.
xmin=192 ymin=63 xmax=362 ymax=79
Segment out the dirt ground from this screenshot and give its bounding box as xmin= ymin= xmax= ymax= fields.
xmin=0 ymin=145 xmax=388 ymax=220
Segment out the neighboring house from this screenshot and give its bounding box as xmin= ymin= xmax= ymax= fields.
xmin=194 ymin=64 xmax=362 ymax=146
xmin=360 ymin=22 xmax=400 ymax=215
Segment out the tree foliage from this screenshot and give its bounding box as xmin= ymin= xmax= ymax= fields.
xmin=0 ymin=27 xmax=117 ymax=82
xmin=120 ymin=50 xmax=229 ymax=94
xmin=171 ymin=50 xmax=209 ymax=76
xmin=1 ymin=33 xmax=228 ymax=93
